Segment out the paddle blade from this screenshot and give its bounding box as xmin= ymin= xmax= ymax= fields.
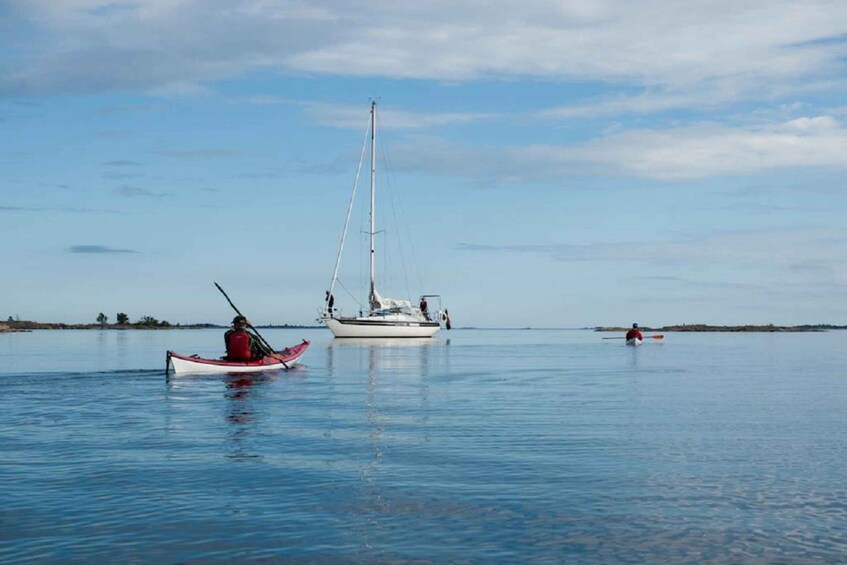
xmin=650 ymin=334 xmax=665 ymax=339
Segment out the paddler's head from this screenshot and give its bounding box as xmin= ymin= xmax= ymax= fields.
xmin=232 ymin=315 xmax=248 ymax=329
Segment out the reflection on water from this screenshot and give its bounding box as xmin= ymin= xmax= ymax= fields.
xmin=350 ymin=339 xmax=440 ymax=551
xmin=224 ymin=373 xmax=274 ymax=460
xmin=164 ymin=371 xmax=275 ymax=461
xmin=361 ymin=359 xmax=385 ymax=545
xmin=330 ymin=337 xmax=437 ymax=348
xmin=225 ymin=375 xmax=258 ymax=423
xmin=327 ymin=337 xmax=448 ymax=376
xmin=115 ymin=330 xmax=128 ymax=362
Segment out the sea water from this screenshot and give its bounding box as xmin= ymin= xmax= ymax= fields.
xmin=1 ymin=328 xmax=846 ymax=563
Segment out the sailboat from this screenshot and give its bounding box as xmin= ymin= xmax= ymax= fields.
xmin=319 ymin=101 xmax=446 ymax=338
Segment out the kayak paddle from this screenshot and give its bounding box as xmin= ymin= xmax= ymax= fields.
xmin=603 ymin=335 xmax=665 ymax=340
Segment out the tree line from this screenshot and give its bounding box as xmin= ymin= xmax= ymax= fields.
xmin=96 ymin=313 xmax=172 ymax=327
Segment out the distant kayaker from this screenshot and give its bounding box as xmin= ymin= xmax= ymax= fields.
xmin=224 ymin=315 xmax=267 ymax=361
xmin=625 ymin=323 xmax=643 ymax=341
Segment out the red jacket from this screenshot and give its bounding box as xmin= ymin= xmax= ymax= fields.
xmin=625 ymin=328 xmax=643 ymax=340
xmin=225 ymin=329 xmax=254 ymax=361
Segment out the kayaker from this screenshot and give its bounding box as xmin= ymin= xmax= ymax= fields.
xmin=224 ymin=315 xmax=267 ymax=361
xmin=625 ymin=323 xmax=643 ymax=341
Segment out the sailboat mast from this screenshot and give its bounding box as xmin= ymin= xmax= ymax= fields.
xmin=369 ymin=100 xmax=377 ymax=311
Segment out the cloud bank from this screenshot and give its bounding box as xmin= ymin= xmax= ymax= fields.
xmin=375 ymin=113 xmax=847 ymax=182
xmin=3 ymin=0 xmax=846 ymax=108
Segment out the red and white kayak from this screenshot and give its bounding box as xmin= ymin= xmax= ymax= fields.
xmin=626 ymin=337 xmax=643 ymax=346
xmin=167 ymin=340 xmax=310 ymax=375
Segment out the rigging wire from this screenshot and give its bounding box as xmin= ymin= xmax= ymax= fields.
xmin=327 ymin=109 xmax=371 ymax=303
xmin=376 ymin=110 xmax=426 ymax=303
xmin=331 ymin=101 xmax=432 ymax=315
xmin=333 ymin=278 xmax=363 ymax=311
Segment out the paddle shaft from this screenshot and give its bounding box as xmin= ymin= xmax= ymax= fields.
xmin=214 ymin=282 xmax=288 ymax=367
xmin=603 ymin=335 xmax=664 ymax=340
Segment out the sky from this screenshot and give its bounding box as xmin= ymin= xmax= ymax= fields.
xmin=2 ymin=0 xmax=847 ymax=328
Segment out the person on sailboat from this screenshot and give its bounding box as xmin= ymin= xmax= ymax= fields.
xmin=224 ymin=315 xmax=267 ymax=361
xmin=325 ymin=290 xmax=335 ymax=318
xmin=419 ymin=296 xmax=429 ymax=320
xmin=625 ymin=323 xmax=643 ymax=341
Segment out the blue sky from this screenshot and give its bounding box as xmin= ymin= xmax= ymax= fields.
xmin=2 ymin=0 xmax=847 ymax=327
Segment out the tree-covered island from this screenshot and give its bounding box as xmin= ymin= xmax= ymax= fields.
xmin=1 ymin=313 xmax=320 ymax=332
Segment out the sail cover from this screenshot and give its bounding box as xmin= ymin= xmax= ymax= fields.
xmin=371 ymin=288 xmax=412 ymax=310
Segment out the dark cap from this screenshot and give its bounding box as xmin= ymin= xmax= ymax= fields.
xmin=632 ymin=323 xmax=638 ymax=328
xmin=232 ymin=315 xmax=247 ymax=325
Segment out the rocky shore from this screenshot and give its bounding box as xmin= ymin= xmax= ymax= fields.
xmin=0 ymin=321 xmax=224 ymax=333
xmin=595 ymin=324 xmax=846 ymax=333
xmin=0 ymin=320 xmax=319 ymax=333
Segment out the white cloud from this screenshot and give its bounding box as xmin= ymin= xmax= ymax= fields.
xmin=2 ymin=0 xmax=846 ymax=105
xmin=114 ymin=185 xmax=169 ymax=198
xmin=498 ymin=115 xmax=847 ymax=181
xmin=535 ymin=91 xmax=719 ymax=119
xmin=460 ymin=228 xmax=847 ymax=285
xmin=300 ymin=101 xmax=496 ymax=130
xmin=374 ymin=114 xmax=847 ymax=181
xmin=153 ymin=149 xmax=245 ymax=159
xmin=774 ymin=116 xmax=839 ymax=132
xmin=558 ymin=115 xmax=847 ymax=179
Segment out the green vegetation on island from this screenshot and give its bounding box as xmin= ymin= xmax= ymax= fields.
xmin=1 ymin=313 xmax=320 ymax=333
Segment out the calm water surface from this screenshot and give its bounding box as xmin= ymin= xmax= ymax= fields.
xmin=1 ymin=328 xmax=846 ymax=563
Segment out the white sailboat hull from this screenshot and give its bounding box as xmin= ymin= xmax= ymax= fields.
xmin=325 ymin=317 xmax=440 ymax=338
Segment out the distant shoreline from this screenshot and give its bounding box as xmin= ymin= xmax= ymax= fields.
xmin=0 ymin=321 xmax=321 ymax=333
xmin=3 ymin=321 xmax=846 ymax=334
xmin=595 ymin=324 xmax=847 ymax=333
